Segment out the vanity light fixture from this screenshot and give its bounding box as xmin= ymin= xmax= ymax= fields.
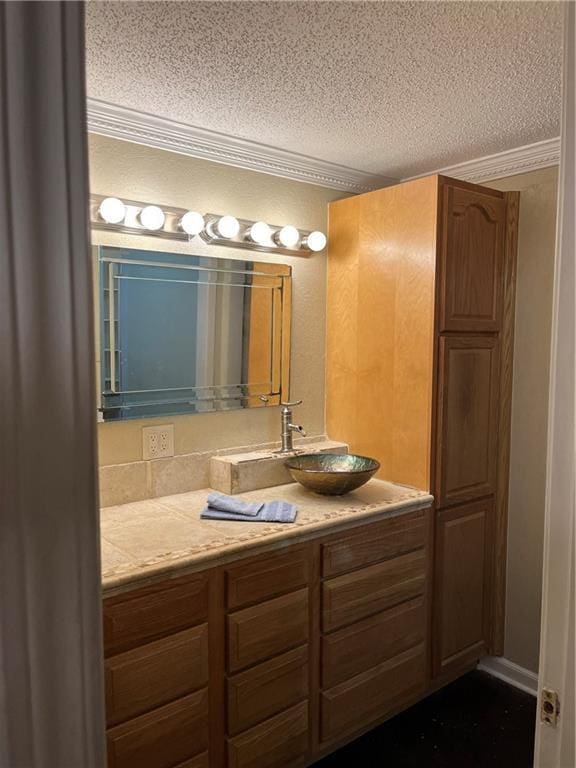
xmin=274 ymin=225 xmax=300 ymax=249
xmin=302 ymin=230 xmax=327 ymax=252
xmin=246 ymin=221 xmax=273 ymax=246
xmin=90 ymin=194 xmax=327 ymax=255
xmin=179 ymin=210 xmax=205 ymax=236
xmin=139 ymin=205 xmax=165 ymax=231
xmin=98 ymin=196 xmax=126 ymax=224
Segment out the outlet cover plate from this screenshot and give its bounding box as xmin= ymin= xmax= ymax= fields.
xmin=142 ymin=425 xmax=174 ymax=460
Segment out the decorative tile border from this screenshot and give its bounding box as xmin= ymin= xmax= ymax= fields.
xmin=101 ymin=489 xmax=431 ymax=592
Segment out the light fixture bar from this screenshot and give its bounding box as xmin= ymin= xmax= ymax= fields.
xmin=89 ymin=194 xmax=327 ymax=255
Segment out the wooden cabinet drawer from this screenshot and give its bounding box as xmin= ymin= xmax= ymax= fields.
xmin=322 ymin=550 xmax=426 ymax=633
xmin=228 ymin=645 xmax=309 ymax=736
xmin=103 ymin=573 xmax=209 ymax=656
xmin=228 ymin=701 xmax=309 ymax=768
xmin=226 ymin=547 xmax=309 ymax=610
xmin=321 ymin=645 xmax=425 ymax=743
xmin=106 ymin=690 xmax=208 ymax=768
xmin=322 ymin=511 xmax=426 ymax=578
xmin=175 ymin=755 xmax=208 ymax=768
xmin=322 ymin=597 xmax=426 ymax=688
xmin=105 ymin=625 xmax=209 ymax=726
xmin=228 ymin=589 xmax=309 ymax=673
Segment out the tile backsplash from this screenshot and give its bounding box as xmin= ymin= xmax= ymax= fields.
xmin=98 ymin=435 xmax=332 ymax=507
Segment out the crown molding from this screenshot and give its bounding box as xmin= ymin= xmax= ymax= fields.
xmin=406 ymin=136 xmax=561 ymax=183
xmin=86 ymin=98 xmax=395 ymax=194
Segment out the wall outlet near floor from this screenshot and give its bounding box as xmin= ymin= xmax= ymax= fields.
xmin=142 ymin=424 xmax=174 ymax=460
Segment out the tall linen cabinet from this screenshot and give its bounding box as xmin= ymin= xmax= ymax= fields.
xmin=326 ymin=175 xmax=519 ymax=680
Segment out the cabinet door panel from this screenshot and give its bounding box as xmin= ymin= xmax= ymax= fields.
xmin=322 ymin=509 xmax=426 ymax=578
xmin=439 ymin=183 xmax=506 ymax=332
xmin=227 ymin=645 xmax=309 ymax=736
xmin=322 ymin=597 xmax=426 ymax=689
xmin=320 ymin=644 xmax=425 ymax=743
xmin=175 ymin=755 xmax=208 ymax=768
xmin=228 ymin=589 xmax=309 ymax=673
xmin=106 ymin=691 xmax=208 ymax=768
xmin=436 ymin=335 xmax=500 ymax=507
xmin=322 ymin=550 xmax=426 ymax=633
xmin=227 ymin=701 xmax=309 ymax=768
xmin=105 ymin=625 xmax=208 ymax=726
xmin=433 ymin=500 xmax=493 ymax=678
xmin=226 ymin=547 xmax=309 ymax=610
xmin=103 ymin=573 xmax=208 ymax=656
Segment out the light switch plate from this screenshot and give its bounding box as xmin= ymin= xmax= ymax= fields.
xmin=142 ymin=424 xmax=174 ymax=460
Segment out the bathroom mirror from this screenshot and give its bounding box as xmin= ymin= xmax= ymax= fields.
xmin=95 ymin=246 xmax=291 ymax=420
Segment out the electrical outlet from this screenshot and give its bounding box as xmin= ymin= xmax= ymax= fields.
xmin=142 ymin=425 xmax=174 ymax=460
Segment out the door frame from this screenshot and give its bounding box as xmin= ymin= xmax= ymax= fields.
xmin=534 ymin=3 xmax=575 ymax=765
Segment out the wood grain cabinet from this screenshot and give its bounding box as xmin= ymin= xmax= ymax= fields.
xmin=103 ymin=508 xmax=433 ymax=768
xmin=434 ymin=499 xmax=494 ymax=677
xmin=317 ymin=508 xmax=431 ymax=750
xmin=103 ymin=574 xmax=210 ymax=768
xmin=326 ymin=174 xmax=519 ymax=678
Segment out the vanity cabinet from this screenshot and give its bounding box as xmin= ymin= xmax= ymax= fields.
xmin=224 ymin=548 xmax=311 ymax=768
xmin=318 ymin=510 xmax=430 ymax=747
xmin=103 ymin=573 xmax=210 ymax=768
xmin=102 ymin=506 xmax=432 ymax=768
xmin=326 ymin=175 xmax=519 ymax=679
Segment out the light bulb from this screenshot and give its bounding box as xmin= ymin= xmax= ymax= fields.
xmin=215 ymin=215 xmax=240 ymax=239
xmin=99 ymin=197 xmax=126 ymax=224
xmin=275 ymin=225 xmax=300 ymax=249
xmin=180 ymin=211 xmax=205 ymax=236
xmin=139 ymin=205 xmax=165 ymax=231
xmin=304 ymin=230 xmax=327 ymax=252
xmin=247 ymin=221 xmax=272 ymax=245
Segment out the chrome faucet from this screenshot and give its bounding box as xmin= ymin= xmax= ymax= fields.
xmin=279 ymin=400 xmax=306 ymax=453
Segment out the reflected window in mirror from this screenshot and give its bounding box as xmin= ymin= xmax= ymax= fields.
xmin=95 ymin=246 xmax=291 ymax=420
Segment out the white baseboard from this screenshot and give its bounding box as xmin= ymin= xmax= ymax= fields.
xmin=478 ymin=656 xmax=539 ymax=697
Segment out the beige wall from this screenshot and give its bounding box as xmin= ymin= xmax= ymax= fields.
xmin=89 ymin=134 xmax=344 ymax=466
xmin=487 ymin=166 xmax=558 ymax=673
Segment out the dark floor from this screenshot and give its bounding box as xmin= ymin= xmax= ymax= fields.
xmin=313 ymin=671 xmax=536 ymax=768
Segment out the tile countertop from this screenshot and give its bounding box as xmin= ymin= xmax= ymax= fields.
xmin=100 ymin=479 xmax=433 ymax=596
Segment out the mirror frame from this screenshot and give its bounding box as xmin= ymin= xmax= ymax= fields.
xmin=93 ymin=245 xmax=292 ymax=420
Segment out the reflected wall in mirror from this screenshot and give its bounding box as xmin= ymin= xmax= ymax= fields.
xmin=95 ymin=246 xmax=291 ymax=420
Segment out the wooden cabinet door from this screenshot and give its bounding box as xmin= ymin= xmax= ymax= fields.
xmin=435 ymin=335 xmax=500 ymax=507
xmin=227 ymin=589 xmax=309 ymax=673
xmin=322 ymin=550 xmax=426 ymax=633
xmin=439 ymin=182 xmax=506 ymax=332
xmin=433 ymin=499 xmax=494 ymax=678
xmin=105 ymin=625 xmax=209 ymax=726
xmin=106 ymin=690 xmax=208 ymax=768
xmin=320 ymin=644 xmax=426 ymax=744
xmin=227 ymin=645 xmax=309 ymax=736
xmin=227 ymin=701 xmax=309 ymax=768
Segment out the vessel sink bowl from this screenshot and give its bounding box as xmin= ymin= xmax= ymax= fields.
xmin=284 ymin=453 xmax=380 ymax=495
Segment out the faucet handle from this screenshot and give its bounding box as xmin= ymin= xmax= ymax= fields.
xmin=280 ymin=400 xmax=302 ymax=408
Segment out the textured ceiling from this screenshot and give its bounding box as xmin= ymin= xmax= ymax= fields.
xmin=85 ymin=1 xmax=563 ymax=179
